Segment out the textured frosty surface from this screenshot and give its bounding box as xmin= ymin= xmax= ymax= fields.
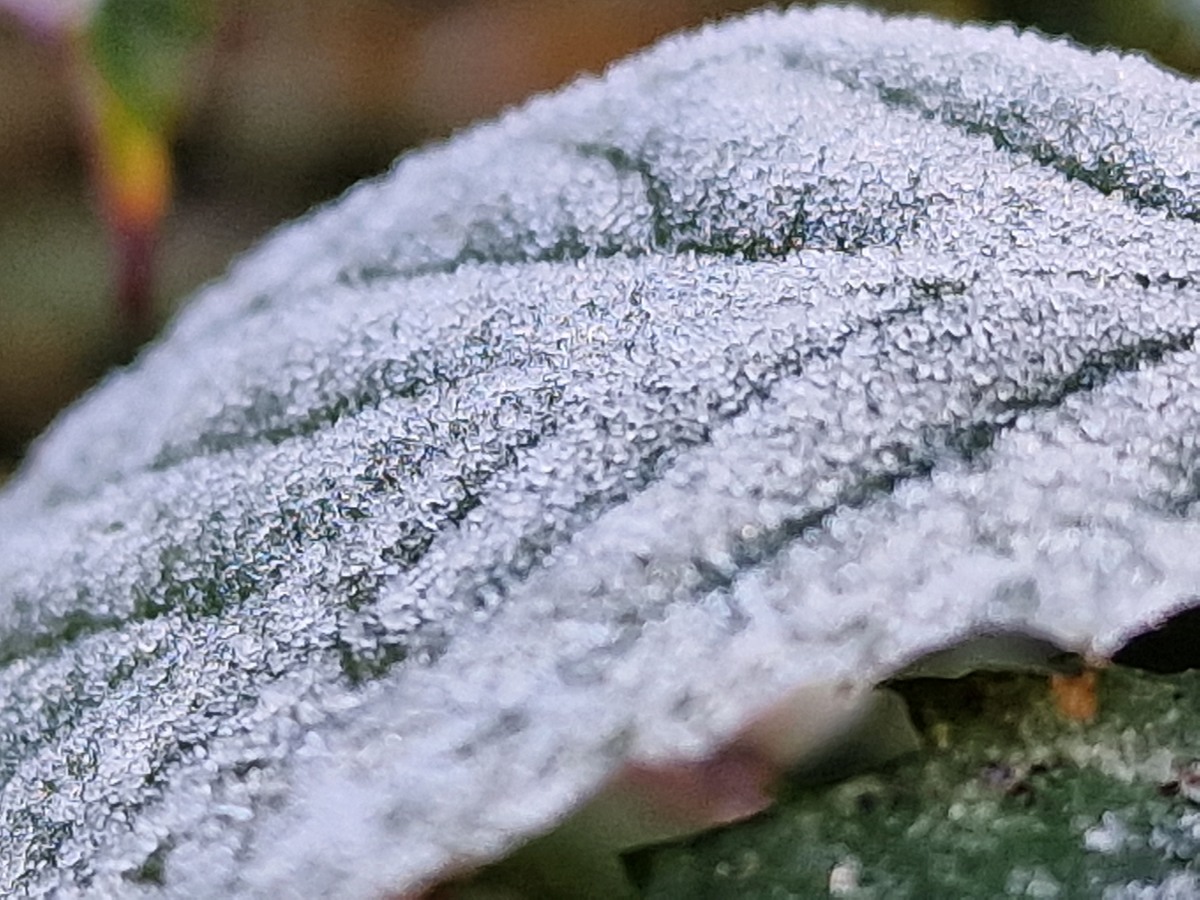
xmin=2 ymin=6 xmax=1200 ymax=897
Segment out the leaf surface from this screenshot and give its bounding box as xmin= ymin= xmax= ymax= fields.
xmin=2 ymin=7 xmax=1200 ymax=897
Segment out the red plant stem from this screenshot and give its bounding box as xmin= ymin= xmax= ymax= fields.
xmin=112 ymin=220 xmax=158 ymax=347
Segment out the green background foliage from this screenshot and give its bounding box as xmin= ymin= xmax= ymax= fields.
xmin=636 ymin=668 xmax=1200 ymax=897
xmin=88 ymin=0 xmax=215 ymax=131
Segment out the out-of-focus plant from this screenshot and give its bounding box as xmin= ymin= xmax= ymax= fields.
xmin=0 ymin=0 xmax=218 ymax=348
xmin=993 ymin=0 xmax=1200 ymax=74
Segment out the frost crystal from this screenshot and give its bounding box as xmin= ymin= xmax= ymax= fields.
xmin=3 ymin=7 xmax=1200 ymax=897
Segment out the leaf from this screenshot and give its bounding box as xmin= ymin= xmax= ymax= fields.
xmin=2 ymin=6 xmax=1200 ymax=898
xmin=85 ymin=0 xmax=213 ymax=132
xmin=634 ymin=667 xmax=1200 ymax=898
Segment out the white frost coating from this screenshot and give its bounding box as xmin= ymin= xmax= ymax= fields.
xmin=1105 ymin=872 xmax=1200 ymax=900
xmin=2 ymin=6 xmax=1200 ymax=897
xmin=1086 ymin=812 xmax=1133 ymax=855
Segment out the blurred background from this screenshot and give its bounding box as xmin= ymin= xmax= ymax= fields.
xmin=2 ymin=0 xmax=1200 ymax=479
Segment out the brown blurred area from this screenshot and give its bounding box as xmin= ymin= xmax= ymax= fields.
xmin=0 ymin=0 xmax=1197 ymax=473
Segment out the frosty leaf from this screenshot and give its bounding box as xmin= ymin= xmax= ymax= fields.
xmin=2 ymin=6 xmax=1200 ymax=898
